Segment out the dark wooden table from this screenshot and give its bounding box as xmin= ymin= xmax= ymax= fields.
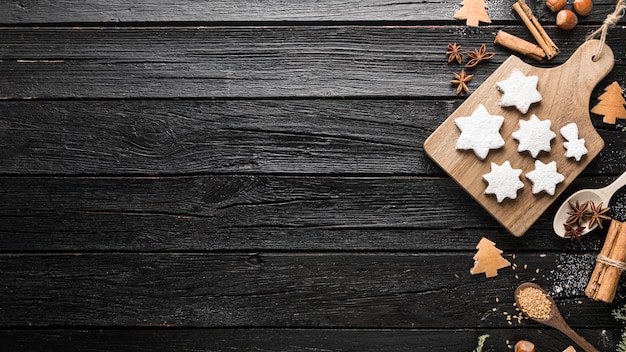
xmin=2 ymin=1 xmax=626 ymax=350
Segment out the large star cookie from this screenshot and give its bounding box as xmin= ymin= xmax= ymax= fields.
xmin=525 ymin=160 xmax=564 ymax=196
xmin=511 ymin=114 xmax=556 ymax=158
xmin=496 ymin=68 xmax=542 ymax=114
xmin=455 ymin=104 xmax=505 ymax=160
xmin=483 ymin=161 xmax=524 ymax=203
xmin=560 ymin=122 xmax=588 ymax=161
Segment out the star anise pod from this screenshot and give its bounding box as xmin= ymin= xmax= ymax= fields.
xmin=564 ymin=224 xmax=585 ymax=242
xmin=465 ymin=44 xmax=495 ymax=68
xmin=588 ymin=202 xmax=611 ymax=229
xmin=451 ymin=69 xmax=473 ymax=95
xmin=566 ymin=200 xmax=590 ymax=226
xmin=446 ymin=43 xmax=463 ymax=64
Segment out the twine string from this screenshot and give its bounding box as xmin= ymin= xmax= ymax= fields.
xmin=587 ymin=0 xmax=626 ymax=60
xmin=597 ymin=254 xmax=626 ymax=272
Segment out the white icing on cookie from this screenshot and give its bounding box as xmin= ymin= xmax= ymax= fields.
xmin=560 ymin=122 xmax=588 ymax=161
xmin=483 ymin=161 xmax=524 ymax=203
xmin=511 ymin=114 xmax=556 ymax=158
xmin=455 ymin=104 xmax=505 ymax=160
xmin=525 ymin=160 xmax=564 ymax=196
xmin=560 ymin=122 xmax=579 ymax=141
xmin=496 ymin=68 xmax=542 ymax=114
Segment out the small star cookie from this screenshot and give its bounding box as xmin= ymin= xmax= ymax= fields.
xmin=511 ymin=114 xmax=556 ymax=158
xmin=496 ymin=68 xmax=542 ymax=114
xmin=525 ymin=160 xmax=564 ymax=196
xmin=560 ymin=122 xmax=588 ymax=161
xmin=455 ymin=104 xmax=505 ymax=160
xmin=483 ymin=161 xmax=524 ymax=203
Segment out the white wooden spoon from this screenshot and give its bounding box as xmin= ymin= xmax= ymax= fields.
xmin=553 ymin=170 xmax=626 ymax=238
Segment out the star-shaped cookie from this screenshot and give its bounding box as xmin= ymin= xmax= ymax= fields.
xmin=525 ymin=160 xmax=564 ymax=196
xmin=483 ymin=161 xmax=524 ymax=203
xmin=511 ymin=114 xmax=556 ymax=158
xmin=455 ymin=104 xmax=505 ymax=160
xmin=496 ymin=68 xmax=542 ymax=114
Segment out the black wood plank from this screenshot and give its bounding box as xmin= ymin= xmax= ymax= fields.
xmin=0 ymin=328 xmax=621 ymax=352
xmin=0 ymin=0 xmax=619 ymax=23
xmin=1 ymin=175 xmax=622 ymax=251
xmin=2 ymin=0 xmax=624 ymax=346
xmin=0 ymin=252 xmax=622 ymax=329
xmin=0 ymin=100 xmax=623 ymax=175
xmin=0 ymin=99 xmax=437 ymax=175
xmin=1 ymin=26 xmax=625 ymax=98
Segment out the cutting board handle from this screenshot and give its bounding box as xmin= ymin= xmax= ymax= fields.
xmin=557 ymin=39 xmax=614 ymax=91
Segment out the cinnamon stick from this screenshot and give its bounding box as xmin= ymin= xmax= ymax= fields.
xmin=512 ymin=0 xmax=559 ymax=59
xmin=494 ymin=30 xmax=545 ymax=61
xmin=585 ymin=219 xmax=626 ymax=303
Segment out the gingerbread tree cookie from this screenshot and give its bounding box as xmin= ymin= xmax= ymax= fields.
xmin=453 ymin=0 xmax=491 ymax=27
xmin=590 ymin=81 xmax=626 ymax=124
xmin=470 ymin=237 xmax=511 ymax=278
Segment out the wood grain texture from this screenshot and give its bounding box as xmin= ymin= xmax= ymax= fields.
xmin=2 ymin=0 xmax=626 ymax=347
xmin=0 ymin=0 xmax=619 ymax=23
xmin=0 ymin=328 xmax=621 ymax=352
xmin=1 ymin=26 xmax=626 ymax=99
xmin=0 ymin=175 xmax=620 ymax=252
xmin=0 ymin=100 xmax=623 ymax=175
xmin=0 ymin=99 xmax=436 ymax=175
xmin=0 ymin=252 xmax=621 ymax=329
xmin=425 ymin=40 xmax=613 ymax=236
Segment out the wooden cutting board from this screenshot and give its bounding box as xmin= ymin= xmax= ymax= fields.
xmin=424 ymin=40 xmax=613 ymax=237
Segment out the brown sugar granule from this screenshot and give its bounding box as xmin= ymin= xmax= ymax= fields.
xmin=517 ymin=287 xmax=551 ymax=319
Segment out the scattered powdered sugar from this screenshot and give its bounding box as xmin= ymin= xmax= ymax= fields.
xmin=546 ymin=253 xmax=596 ymax=298
xmin=611 ymin=187 xmax=626 ymax=222
xmin=601 ymin=144 xmax=626 ymax=174
xmin=452 ymin=26 xmax=485 ymax=37
xmin=599 ymin=329 xmax=612 ymax=349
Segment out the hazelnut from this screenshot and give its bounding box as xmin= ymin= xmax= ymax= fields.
xmin=546 ymin=0 xmax=566 ymax=12
xmin=514 ymin=340 xmax=536 ymax=352
xmin=556 ymin=9 xmax=578 ymax=30
xmin=573 ymin=0 xmax=593 ymax=16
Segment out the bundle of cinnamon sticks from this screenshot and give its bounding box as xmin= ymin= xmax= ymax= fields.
xmin=586 ymin=219 xmax=626 ymax=303
xmin=495 ymin=0 xmax=559 ymax=61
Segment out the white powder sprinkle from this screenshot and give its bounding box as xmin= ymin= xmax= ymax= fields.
xmin=611 ymin=188 xmax=626 ymax=222
xmin=547 ymin=253 xmax=595 ymax=297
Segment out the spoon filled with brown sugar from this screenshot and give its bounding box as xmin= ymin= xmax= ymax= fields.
xmin=514 ymin=282 xmax=599 ymax=352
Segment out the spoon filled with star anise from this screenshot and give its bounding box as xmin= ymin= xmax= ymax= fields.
xmin=553 ymin=170 xmax=626 ymax=239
